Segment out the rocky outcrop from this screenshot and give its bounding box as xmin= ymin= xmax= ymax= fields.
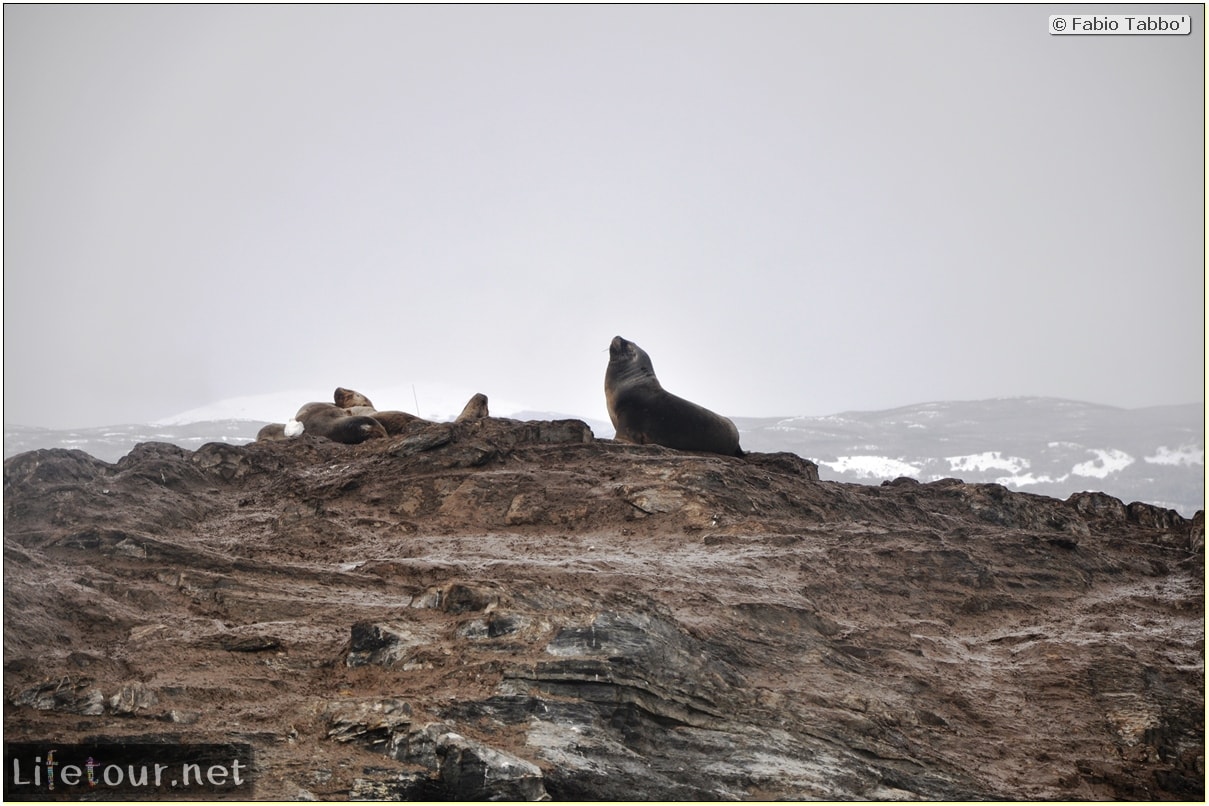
xmin=3 ymin=417 xmax=1203 ymax=800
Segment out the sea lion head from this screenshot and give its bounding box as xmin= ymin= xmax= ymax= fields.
xmin=334 ymin=387 xmax=375 ymax=409
xmin=455 ymin=392 xmax=490 ymax=423
xmin=608 ymin=336 xmax=657 ymax=384
xmin=256 ymin=423 xmax=288 ymax=442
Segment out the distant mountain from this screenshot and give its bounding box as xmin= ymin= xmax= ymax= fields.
xmin=734 ymin=397 xmax=1204 ymax=516
xmin=4 ymin=397 xmax=1202 ymax=516
xmin=3 ymin=420 xmax=262 ymax=465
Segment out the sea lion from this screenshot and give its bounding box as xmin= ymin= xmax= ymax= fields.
xmin=368 ymin=410 xmax=425 ymax=435
xmin=332 ymin=387 xmax=425 ymax=435
xmin=292 ymin=402 xmax=388 ymax=445
xmin=455 ymin=393 xmax=490 ymax=423
xmin=256 ymin=423 xmax=288 ymax=442
xmin=334 ymin=387 xmax=374 ymax=409
xmin=604 ymin=335 xmax=743 ymax=457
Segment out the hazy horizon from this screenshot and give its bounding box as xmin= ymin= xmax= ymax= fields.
xmin=5 ymin=5 xmax=1205 ymax=430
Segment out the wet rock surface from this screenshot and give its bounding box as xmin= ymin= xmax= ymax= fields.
xmin=3 ymin=417 xmax=1203 ymax=800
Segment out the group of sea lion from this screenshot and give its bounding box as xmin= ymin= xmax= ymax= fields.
xmin=256 ymin=388 xmax=490 ymax=445
xmin=257 ymin=336 xmax=744 ymax=457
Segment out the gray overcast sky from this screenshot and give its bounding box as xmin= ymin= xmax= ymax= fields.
xmin=4 ymin=4 xmax=1204 ymax=429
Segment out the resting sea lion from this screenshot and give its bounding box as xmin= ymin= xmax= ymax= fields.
xmin=334 ymin=387 xmax=374 ymax=409
xmin=454 ymin=393 xmax=490 ymax=423
xmin=256 ymin=423 xmax=288 ymax=442
xmin=368 ymin=410 xmax=425 ymax=435
xmin=604 ymin=335 xmax=743 ymax=457
xmin=332 ymin=387 xmax=425 ymax=435
xmin=292 ymin=402 xmax=388 ymax=444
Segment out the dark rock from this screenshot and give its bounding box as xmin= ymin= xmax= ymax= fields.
xmin=220 ymin=635 xmax=282 ymax=652
xmin=436 ymin=731 xmax=549 ymax=801
xmin=10 ymin=678 xmax=105 ymax=715
xmin=346 ymin=622 xmax=424 ymax=668
xmin=392 ymin=425 xmax=454 ymax=457
xmin=3 ymin=448 xmax=110 ymax=491
xmin=1126 ymin=500 xmax=1186 ymax=530
xmin=438 ymin=583 xmax=499 ymax=614
xmin=744 ymin=449 xmax=821 ymax=479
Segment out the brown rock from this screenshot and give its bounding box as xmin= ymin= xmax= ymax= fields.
xmin=2 ymin=418 xmax=1202 ymax=800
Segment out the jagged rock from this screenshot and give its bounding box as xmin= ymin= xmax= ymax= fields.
xmin=346 ymin=622 xmax=426 ymax=668
xmin=349 ymin=770 xmax=429 ymax=801
xmin=436 ymin=731 xmax=549 ymax=801
xmin=11 ymin=678 xmax=105 ymax=715
xmin=109 ymin=682 xmax=158 ymax=715
xmin=391 ymin=424 xmax=454 ymax=457
xmin=2 ymin=417 xmax=1202 ymax=800
xmin=325 ymin=698 xmax=412 ymax=757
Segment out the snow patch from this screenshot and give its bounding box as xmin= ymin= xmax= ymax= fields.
xmin=995 ymin=472 xmax=1071 ymax=488
xmin=947 ymin=452 xmax=1030 ymax=474
xmin=1144 ymin=445 xmax=1204 ymax=467
xmin=1071 ymin=449 xmax=1134 ymax=478
xmin=820 ymin=456 xmax=921 ymax=480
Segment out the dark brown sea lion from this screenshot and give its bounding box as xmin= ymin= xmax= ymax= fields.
xmin=369 ymin=410 xmax=425 ymax=435
xmin=454 ymin=393 xmax=490 ymax=423
xmin=292 ymin=402 xmax=388 ymax=445
xmin=604 ymin=335 xmax=743 ymax=457
xmin=331 ymin=387 xmax=425 ymax=435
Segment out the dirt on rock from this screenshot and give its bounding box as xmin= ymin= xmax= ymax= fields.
xmin=3 ymin=417 xmax=1204 ymax=800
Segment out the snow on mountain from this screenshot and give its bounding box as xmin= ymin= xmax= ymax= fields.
xmin=153 ymin=389 xmax=326 ymax=426
xmin=733 ymin=398 xmax=1204 ymax=516
xmin=819 ymin=456 xmax=921 ymax=479
xmin=947 ymin=451 xmax=1029 ymax=474
xmin=1145 ymin=445 xmax=1205 ymax=467
xmin=154 ymin=383 xmax=531 ymax=426
xmin=1071 ymin=449 xmax=1135 ymax=479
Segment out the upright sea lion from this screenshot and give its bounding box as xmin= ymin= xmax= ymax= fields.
xmin=455 ymin=393 xmax=490 ymax=423
xmin=292 ymin=402 xmax=388 ymax=445
xmin=604 ymin=335 xmax=743 ymax=457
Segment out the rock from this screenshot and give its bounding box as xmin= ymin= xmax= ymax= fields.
xmin=346 ymin=622 xmax=425 ymax=668
xmin=391 ymin=425 xmax=454 ymax=457
xmin=436 ymin=732 xmax=549 ymax=801
xmin=220 ymin=635 xmax=283 ymax=652
xmin=109 ymin=682 xmax=158 ymax=714
xmin=325 ymin=698 xmax=412 ymax=758
xmin=11 ymin=678 xmax=105 ymax=715
xmin=2 ymin=417 xmax=1202 ymax=800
